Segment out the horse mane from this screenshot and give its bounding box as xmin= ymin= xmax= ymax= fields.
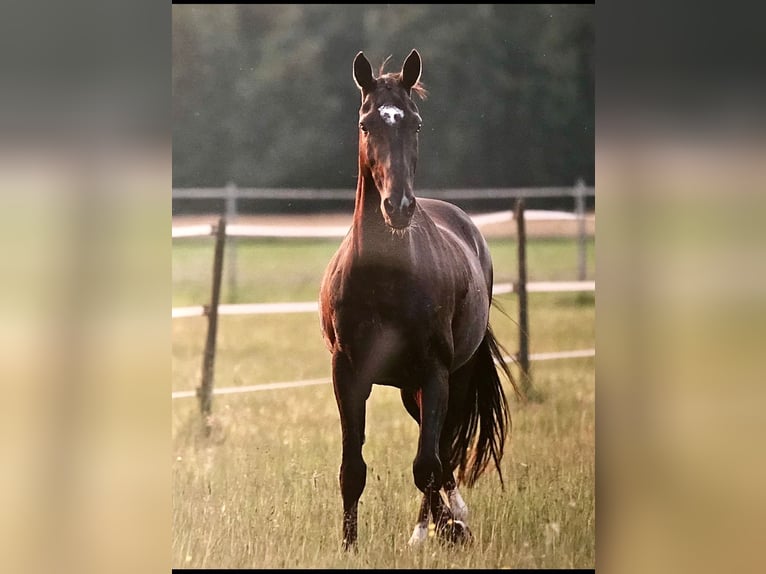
xmin=378 ymin=55 xmax=428 ymax=101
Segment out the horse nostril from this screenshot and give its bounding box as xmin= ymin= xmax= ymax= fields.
xmin=405 ymin=198 xmax=416 ymax=216
xmin=383 ymin=197 xmax=395 ymax=215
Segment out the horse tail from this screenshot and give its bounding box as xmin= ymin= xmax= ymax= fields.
xmin=450 ymin=323 xmax=522 ymax=488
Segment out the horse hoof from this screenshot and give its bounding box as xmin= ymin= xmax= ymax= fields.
xmin=437 ymin=519 xmax=474 ymax=546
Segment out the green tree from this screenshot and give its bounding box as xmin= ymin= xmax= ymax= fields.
xmin=172 ymin=4 xmax=594 ymax=196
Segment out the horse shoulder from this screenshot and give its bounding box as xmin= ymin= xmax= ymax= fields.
xmin=319 ymin=239 xmax=354 ymax=351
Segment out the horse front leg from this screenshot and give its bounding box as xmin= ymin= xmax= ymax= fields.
xmin=408 ymin=363 xmax=449 ymax=544
xmin=432 ymin=376 xmax=474 ymax=545
xmin=403 ymin=384 xmax=452 ymax=546
xmin=408 ymin=445 xmax=473 ymax=546
xmin=332 ymin=351 xmax=371 ymax=551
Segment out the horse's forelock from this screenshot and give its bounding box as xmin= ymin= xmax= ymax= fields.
xmin=377 ymin=55 xmax=394 ymax=77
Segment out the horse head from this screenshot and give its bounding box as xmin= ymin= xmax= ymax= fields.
xmin=353 ymin=49 xmax=424 ymax=229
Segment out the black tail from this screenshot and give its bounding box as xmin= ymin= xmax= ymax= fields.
xmin=449 ymin=324 xmax=522 ymax=488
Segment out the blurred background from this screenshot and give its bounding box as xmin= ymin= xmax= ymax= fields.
xmin=172 ymin=4 xmax=593 ymax=212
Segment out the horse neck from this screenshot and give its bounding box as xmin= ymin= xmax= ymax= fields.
xmin=350 ymin=164 xmax=410 ymax=264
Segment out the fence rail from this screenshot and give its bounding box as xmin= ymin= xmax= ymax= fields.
xmin=171 ymin=349 xmax=595 ymax=400
xmin=173 ymin=185 xmax=595 ymax=202
xmin=171 ymin=280 xmax=595 ymax=319
xmin=171 ymin=210 xmax=585 ymax=239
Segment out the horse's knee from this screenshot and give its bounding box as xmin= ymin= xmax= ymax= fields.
xmin=339 ymin=456 xmax=367 ymax=505
xmin=413 ymin=454 xmax=442 ymax=493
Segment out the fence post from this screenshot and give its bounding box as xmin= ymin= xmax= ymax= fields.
xmin=198 ymin=216 xmax=227 ymax=435
xmin=515 ymin=199 xmax=532 ymax=396
xmin=575 ymin=178 xmax=587 ymax=281
xmin=225 ymin=182 xmax=238 ymax=302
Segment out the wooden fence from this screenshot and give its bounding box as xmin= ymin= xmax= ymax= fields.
xmin=172 ymin=198 xmax=594 ymax=427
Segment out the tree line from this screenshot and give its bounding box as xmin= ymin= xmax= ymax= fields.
xmin=173 ymin=4 xmax=593 ymax=207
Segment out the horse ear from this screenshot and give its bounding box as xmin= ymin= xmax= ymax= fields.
xmin=353 ymin=51 xmax=374 ymax=94
xmin=401 ymin=49 xmax=422 ymax=93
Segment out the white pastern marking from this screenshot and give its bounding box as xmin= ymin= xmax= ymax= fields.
xmin=449 ymin=489 xmax=469 ymax=522
xmin=378 ymin=105 xmax=404 ymax=126
xmin=407 ymin=521 xmax=429 ymax=546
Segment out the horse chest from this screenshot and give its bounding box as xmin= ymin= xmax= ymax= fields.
xmin=340 ymin=278 xmax=437 ymax=331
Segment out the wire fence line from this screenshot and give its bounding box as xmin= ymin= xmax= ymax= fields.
xmin=170 ymin=349 xmax=595 ymax=400
xmin=170 ymin=281 xmax=595 ymax=319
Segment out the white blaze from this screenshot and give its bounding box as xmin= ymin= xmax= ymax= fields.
xmin=378 ymin=105 xmax=404 ymax=125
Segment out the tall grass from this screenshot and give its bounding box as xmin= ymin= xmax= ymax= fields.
xmin=172 ymin=238 xmax=595 ymax=569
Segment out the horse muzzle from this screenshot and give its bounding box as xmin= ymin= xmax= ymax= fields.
xmin=382 ymin=195 xmax=416 ymax=229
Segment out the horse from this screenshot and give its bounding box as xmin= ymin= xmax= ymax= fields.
xmin=319 ymin=49 xmax=521 ymax=550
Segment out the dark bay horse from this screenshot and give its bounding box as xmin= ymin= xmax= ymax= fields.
xmin=319 ymin=49 xmax=520 ymax=550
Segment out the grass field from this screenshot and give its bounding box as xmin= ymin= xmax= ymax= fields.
xmin=172 ymin=235 xmax=595 ymax=569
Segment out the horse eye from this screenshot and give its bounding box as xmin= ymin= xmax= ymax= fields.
xmin=359 ymin=122 xmax=368 ymax=134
